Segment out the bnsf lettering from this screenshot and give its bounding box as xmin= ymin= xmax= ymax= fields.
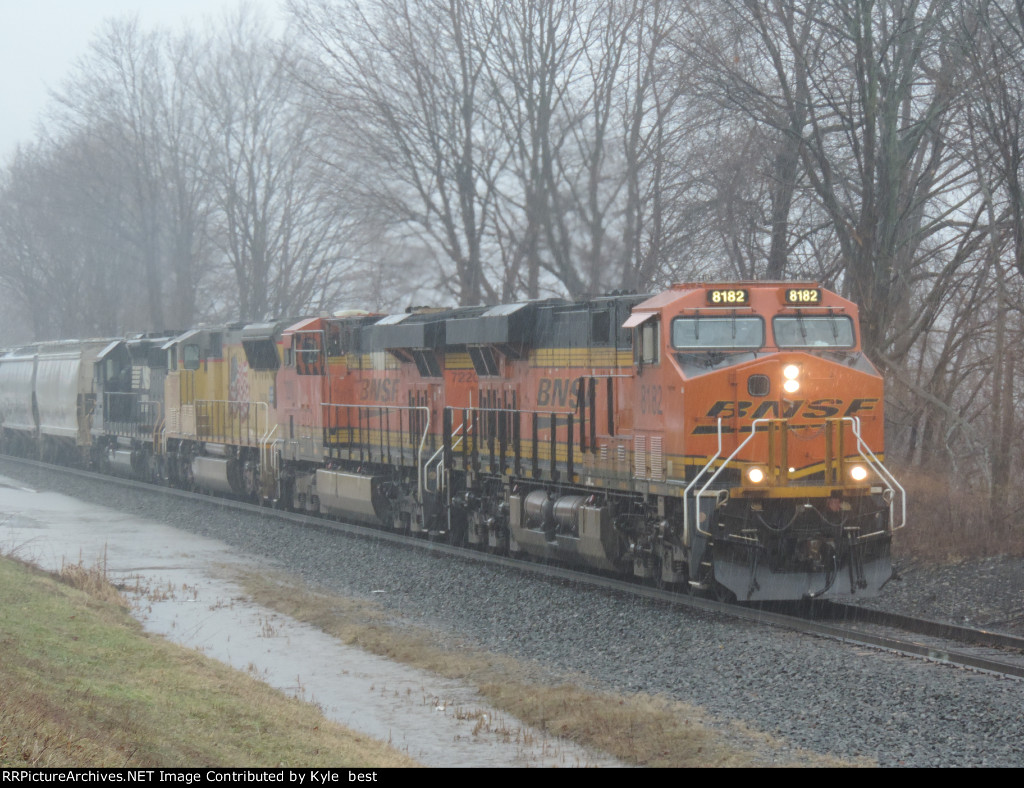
xmin=844 ymin=398 xmax=878 ymax=417
xmin=360 ymin=379 xmax=400 ymax=402
xmin=803 ymin=399 xmax=841 ymax=418
xmin=704 ymin=398 xmax=877 ymax=421
xmin=536 ymin=378 xmax=580 ymax=408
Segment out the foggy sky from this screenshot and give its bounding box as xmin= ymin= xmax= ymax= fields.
xmin=0 ymin=0 xmax=281 ymax=160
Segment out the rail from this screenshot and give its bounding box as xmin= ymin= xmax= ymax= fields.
xmin=681 ymin=417 xmax=905 ymax=539
xmin=321 ymin=402 xmax=431 ymax=503
xmin=261 ymin=425 xmax=279 ymax=478
xmin=102 ymin=392 xmax=162 ymax=441
xmin=192 ymin=399 xmax=271 ymax=447
xmin=847 ymin=416 xmax=906 ymax=531
xmin=425 ymin=421 xmax=466 ymax=495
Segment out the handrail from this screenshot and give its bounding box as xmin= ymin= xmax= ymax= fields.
xmin=101 ymin=392 xmax=162 ymax=440
xmin=260 ymin=424 xmax=279 ymax=476
xmin=321 ymin=402 xmax=431 ymax=503
xmin=677 ymin=418 xmax=723 ymax=545
xmin=845 ymin=416 xmax=906 ymax=531
xmin=693 ymin=418 xmax=769 ymax=537
xmin=678 ymin=417 xmax=905 ymax=539
xmin=424 ymin=421 xmax=465 ymax=494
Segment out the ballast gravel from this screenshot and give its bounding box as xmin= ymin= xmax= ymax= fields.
xmin=4 ymin=461 xmax=1024 ymax=768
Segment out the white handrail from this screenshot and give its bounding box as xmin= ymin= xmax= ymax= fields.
xmin=424 ymin=421 xmax=465 ymax=494
xmin=845 ymin=417 xmax=906 ymax=531
xmin=678 ymin=417 xmax=905 ymax=539
xmin=693 ymin=418 xmax=770 ymax=537
xmin=680 ymin=418 xmax=723 ymax=544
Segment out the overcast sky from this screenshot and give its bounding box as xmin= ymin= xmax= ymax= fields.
xmin=0 ymin=0 xmax=283 ymax=161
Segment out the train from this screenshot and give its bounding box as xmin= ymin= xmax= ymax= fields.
xmin=0 ymin=281 xmax=904 ymax=601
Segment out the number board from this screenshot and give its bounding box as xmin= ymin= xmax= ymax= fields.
xmin=706 ymin=288 xmax=749 ymax=306
xmin=784 ymin=287 xmax=821 ymax=305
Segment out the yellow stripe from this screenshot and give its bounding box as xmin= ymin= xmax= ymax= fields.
xmin=530 ymin=347 xmax=631 ymax=368
xmin=445 ymin=352 xmax=474 ymax=369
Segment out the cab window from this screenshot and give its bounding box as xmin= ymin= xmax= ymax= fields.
xmin=639 ymin=320 xmax=660 ymax=365
xmin=183 ymin=344 xmax=201 ymax=370
xmin=295 ymin=333 xmax=325 ymax=375
xmin=773 ymin=315 xmax=854 ymax=348
xmin=671 ymin=316 xmax=764 ymax=350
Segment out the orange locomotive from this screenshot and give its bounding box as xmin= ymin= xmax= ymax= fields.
xmin=262 ymin=282 xmax=902 ymax=601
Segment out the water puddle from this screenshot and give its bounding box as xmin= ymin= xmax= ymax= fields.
xmin=0 ymin=476 xmax=623 ymax=767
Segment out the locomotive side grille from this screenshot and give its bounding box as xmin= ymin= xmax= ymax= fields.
xmin=634 ymin=435 xmax=646 ymax=478
xmin=650 ymin=436 xmax=664 ymax=481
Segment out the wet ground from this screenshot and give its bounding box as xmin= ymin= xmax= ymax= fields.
xmin=0 ymin=474 xmax=624 ymax=768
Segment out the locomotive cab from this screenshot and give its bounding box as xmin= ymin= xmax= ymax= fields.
xmin=633 ymin=283 xmax=904 ymax=600
xmin=92 ymin=333 xmax=172 ymax=478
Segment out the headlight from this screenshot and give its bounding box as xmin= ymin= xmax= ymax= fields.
xmin=747 ymin=467 xmax=766 ymax=484
xmin=782 ymin=364 xmax=800 ymax=393
xmin=849 ymin=465 xmax=868 ymax=482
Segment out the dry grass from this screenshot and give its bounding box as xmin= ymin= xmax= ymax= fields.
xmin=0 ymin=554 xmax=420 ymax=768
xmin=55 ymin=550 xmax=127 ymax=608
xmin=895 ymin=468 xmax=1024 ymax=561
xmin=234 ymin=568 xmax=864 ymax=768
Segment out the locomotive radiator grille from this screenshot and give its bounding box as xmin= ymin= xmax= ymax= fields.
xmin=634 ymin=435 xmax=646 ymax=478
xmin=650 ymin=436 xmax=664 ymax=481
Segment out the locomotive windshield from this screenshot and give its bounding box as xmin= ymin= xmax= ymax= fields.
xmin=671 ymin=316 xmax=764 ymax=350
xmin=773 ymin=314 xmax=855 ymax=348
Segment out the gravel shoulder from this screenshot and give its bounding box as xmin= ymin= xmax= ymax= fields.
xmin=857 ymin=555 xmax=1024 ymax=635
xmin=3 ymin=459 xmax=1024 ymax=768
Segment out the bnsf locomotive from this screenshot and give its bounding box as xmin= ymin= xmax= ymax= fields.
xmin=0 ymin=282 xmax=904 ymax=601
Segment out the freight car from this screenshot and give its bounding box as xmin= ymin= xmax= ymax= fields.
xmin=0 ymin=282 xmax=904 ymax=601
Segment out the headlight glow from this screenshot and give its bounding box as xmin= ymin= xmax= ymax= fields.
xmin=747 ymin=467 xmax=765 ymax=484
xmin=783 ymin=364 xmax=800 ymax=380
xmin=783 ymin=379 xmax=800 ymax=394
xmin=850 ymin=465 xmax=869 ymax=482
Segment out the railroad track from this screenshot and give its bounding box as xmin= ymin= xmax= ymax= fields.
xmin=3 ymin=454 xmax=1024 ymax=681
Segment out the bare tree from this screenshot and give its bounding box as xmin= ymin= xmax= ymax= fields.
xmin=44 ymin=18 xmax=221 ymax=330
xmin=198 ymin=6 xmax=358 ymax=321
xmin=686 ymin=0 xmax=980 ymax=359
xmin=486 ymin=0 xmax=583 ymax=299
xmin=616 ymin=0 xmax=698 ymax=291
xmin=50 ymin=19 xmax=172 ymax=329
xmin=289 ymin=0 xmax=504 ymax=307
xmin=955 ymin=0 xmax=1024 ymax=518
xmin=0 ymin=138 xmax=142 ymax=337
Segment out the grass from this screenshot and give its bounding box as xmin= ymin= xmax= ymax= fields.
xmin=0 ymin=555 xmax=421 ymax=768
xmin=233 ymin=567 xmax=864 ymax=768
xmin=895 ymin=467 xmax=1024 ymax=561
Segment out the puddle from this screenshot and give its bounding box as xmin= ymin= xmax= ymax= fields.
xmin=0 ymin=476 xmax=624 ymax=768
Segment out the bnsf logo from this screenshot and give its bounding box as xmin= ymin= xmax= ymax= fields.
xmin=536 ymin=378 xmax=582 ymax=408
xmin=360 ymin=379 xmax=400 ymax=402
xmin=705 ymin=398 xmax=879 ymax=419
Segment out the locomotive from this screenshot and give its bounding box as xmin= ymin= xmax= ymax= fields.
xmin=0 ymin=282 xmax=904 ymax=601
